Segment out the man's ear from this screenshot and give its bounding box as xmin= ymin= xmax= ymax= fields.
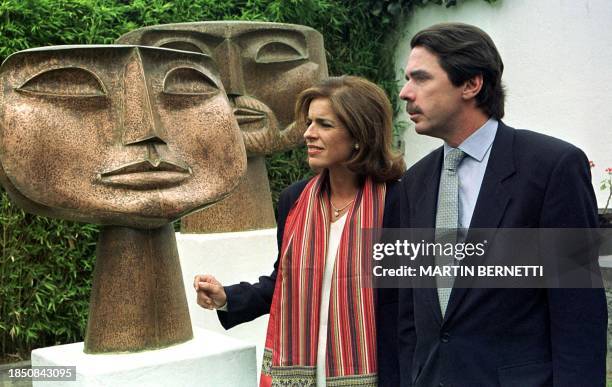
xmin=462 ymin=74 xmax=483 ymax=100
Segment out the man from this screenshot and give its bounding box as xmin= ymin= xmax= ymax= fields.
xmin=398 ymin=22 xmax=606 ymax=386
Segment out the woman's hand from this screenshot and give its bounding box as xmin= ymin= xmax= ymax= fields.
xmin=193 ymin=274 xmax=227 ymax=310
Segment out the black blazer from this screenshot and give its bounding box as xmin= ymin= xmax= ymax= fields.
xmin=398 ymin=122 xmax=607 ymax=387
xmin=217 ymin=178 xmax=408 ymax=386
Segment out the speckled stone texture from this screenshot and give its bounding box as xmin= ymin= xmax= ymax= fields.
xmin=0 ymin=45 xmax=247 ymax=352
xmin=117 ymin=21 xmax=328 ymax=233
xmin=85 ymin=224 xmax=192 ymax=353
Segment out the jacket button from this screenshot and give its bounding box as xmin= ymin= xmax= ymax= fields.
xmin=440 ymin=332 xmax=450 ymax=343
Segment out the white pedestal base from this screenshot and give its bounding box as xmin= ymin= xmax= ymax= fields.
xmin=177 ymin=228 xmax=278 ymax=376
xmin=31 ymin=328 xmax=256 ymax=387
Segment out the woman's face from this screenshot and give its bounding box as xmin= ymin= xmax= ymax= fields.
xmin=303 ymin=98 xmax=354 ymax=172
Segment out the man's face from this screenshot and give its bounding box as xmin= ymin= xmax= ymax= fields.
xmin=399 ymin=46 xmax=464 ymax=139
xmin=0 ymin=46 xmax=246 ymax=228
xmin=117 ymin=22 xmax=328 ymax=155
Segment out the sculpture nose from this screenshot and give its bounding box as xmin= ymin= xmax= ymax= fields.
xmin=217 ymin=40 xmax=246 ymax=97
xmin=121 ymin=50 xmax=167 ymax=147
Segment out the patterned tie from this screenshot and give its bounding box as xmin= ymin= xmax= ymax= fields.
xmin=435 ymin=148 xmax=466 ymax=316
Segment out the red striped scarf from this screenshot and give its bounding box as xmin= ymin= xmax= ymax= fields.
xmin=261 ymin=173 xmax=386 ymax=387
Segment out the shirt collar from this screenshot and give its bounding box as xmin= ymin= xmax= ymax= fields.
xmin=443 ymin=118 xmax=498 ymax=162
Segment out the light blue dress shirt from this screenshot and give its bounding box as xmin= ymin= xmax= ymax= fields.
xmin=443 ymin=118 xmax=498 ymax=229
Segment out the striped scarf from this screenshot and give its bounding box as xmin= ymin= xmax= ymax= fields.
xmin=261 ymin=173 xmax=386 ymax=387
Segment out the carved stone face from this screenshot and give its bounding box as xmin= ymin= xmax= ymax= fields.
xmin=117 ymin=22 xmax=328 ymax=155
xmin=0 ymin=45 xmax=246 ymax=228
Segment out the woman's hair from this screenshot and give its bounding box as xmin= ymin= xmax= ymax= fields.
xmin=295 ymin=75 xmax=405 ymax=182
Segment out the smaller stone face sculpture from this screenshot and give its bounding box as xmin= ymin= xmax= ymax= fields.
xmin=0 ymin=45 xmax=247 ymax=353
xmin=118 ymin=22 xmax=328 ymax=232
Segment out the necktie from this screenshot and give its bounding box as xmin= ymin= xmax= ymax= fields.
xmin=435 ymin=148 xmax=466 ymax=316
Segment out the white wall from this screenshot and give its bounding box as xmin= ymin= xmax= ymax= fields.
xmin=395 ymin=0 xmax=612 ymax=208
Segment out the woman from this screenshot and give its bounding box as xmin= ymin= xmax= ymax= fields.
xmin=194 ymin=75 xmax=406 ymax=386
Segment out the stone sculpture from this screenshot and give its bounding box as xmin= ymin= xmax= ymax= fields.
xmin=117 ymin=21 xmax=328 ymax=233
xmin=0 ymin=45 xmax=247 ymax=352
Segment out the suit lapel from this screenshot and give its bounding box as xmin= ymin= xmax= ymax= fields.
xmin=413 ymin=149 xmax=443 ymax=229
xmin=468 ymin=122 xmax=516 ymax=229
xmin=444 ymin=122 xmax=516 ymax=322
xmin=412 ymin=148 xmax=444 ymax=325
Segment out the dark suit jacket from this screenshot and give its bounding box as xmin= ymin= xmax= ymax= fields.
xmin=399 ymin=122 xmax=607 ymax=387
xmin=217 ymin=178 xmax=408 ymax=386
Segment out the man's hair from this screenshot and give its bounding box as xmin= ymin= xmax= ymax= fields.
xmin=411 ymin=22 xmax=505 ymax=119
xmin=295 ymin=75 xmax=405 ymax=182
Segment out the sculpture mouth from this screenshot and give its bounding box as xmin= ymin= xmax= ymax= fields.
xmin=98 ymin=159 xmax=192 ymax=189
xmin=231 ymin=96 xmax=270 ymax=126
xmin=233 ymin=106 xmax=266 ymax=125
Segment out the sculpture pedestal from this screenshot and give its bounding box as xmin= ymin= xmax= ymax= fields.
xmin=31 ymin=328 xmax=256 ymax=387
xmin=176 ymin=228 xmax=277 ymax=375
xmin=86 ymin=225 xmax=192 ymax=353
xmin=181 ymin=157 xmax=276 ymax=233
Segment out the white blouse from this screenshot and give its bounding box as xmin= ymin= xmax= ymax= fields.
xmin=316 ymin=213 xmax=348 ymax=387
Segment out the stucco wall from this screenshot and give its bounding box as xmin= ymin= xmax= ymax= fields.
xmin=395 ymin=0 xmax=612 ymax=207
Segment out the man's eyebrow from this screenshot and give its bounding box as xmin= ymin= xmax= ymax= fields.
xmin=406 ymin=69 xmax=431 ymax=80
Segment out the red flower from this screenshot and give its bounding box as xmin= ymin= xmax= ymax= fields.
xmin=589 ymin=160 xmax=596 ymax=168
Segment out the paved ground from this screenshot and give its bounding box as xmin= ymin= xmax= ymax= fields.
xmin=0 ymin=361 xmax=31 ymax=387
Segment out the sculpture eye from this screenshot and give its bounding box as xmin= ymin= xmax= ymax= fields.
xmin=17 ymin=67 xmax=106 ymax=97
xmin=163 ymin=67 xmax=219 ymax=96
xmin=255 ymin=42 xmax=306 ymax=64
xmin=160 ymin=41 xmax=205 ymax=54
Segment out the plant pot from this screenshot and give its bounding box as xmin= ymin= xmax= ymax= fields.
xmin=600 ymin=212 xmax=612 ymax=257
xmin=600 ymin=212 xmax=612 ymax=228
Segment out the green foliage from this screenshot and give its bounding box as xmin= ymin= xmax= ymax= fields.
xmin=0 ymin=198 xmax=97 ymax=360
xmin=266 ymin=148 xmax=314 ymax=206
xmin=0 ymin=0 xmax=492 ymax=360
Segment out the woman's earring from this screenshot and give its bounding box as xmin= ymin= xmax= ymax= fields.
xmin=354 ymin=143 xmax=360 ymax=150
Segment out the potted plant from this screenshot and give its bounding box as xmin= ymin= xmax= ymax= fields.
xmin=591 ymin=162 xmax=612 ymax=258
xmin=590 ymin=161 xmax=611 ymax=227
xmin=598 ymin=165 xmax=612 ymax=228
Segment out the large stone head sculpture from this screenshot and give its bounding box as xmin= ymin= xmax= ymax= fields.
xmin=0 ymin=45 xmax=246 ymax=229
xmin=118 ymin=22 xmax=328 ymax=232
xmin=0 ymin=45 xmax=247 ymax=353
